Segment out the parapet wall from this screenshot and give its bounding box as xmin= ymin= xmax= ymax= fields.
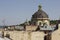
xmin=3 ymin=31 xmax=44 ymax=40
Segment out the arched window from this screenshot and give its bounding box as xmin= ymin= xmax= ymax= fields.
xmin=43 ymin=23 xmax=47 ymax=28
xmin=39 ymin=22 xmax=41 ymax=26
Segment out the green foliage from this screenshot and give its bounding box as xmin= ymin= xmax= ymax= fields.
xmin=19 ymin=20 xmax=31 ymax=26
xmin=19 ymin=23 xmax=25 ymax=26
xmin=50 ymin=20 xmax=57 ymax=25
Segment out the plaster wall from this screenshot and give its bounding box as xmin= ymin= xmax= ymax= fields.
xmin=3 ymin=31 xmax=45 ymax=40
xmin=52 ymin=25 xmax=60 ymax=40
xmin=37 ymin=20 xmax=49 ymax=26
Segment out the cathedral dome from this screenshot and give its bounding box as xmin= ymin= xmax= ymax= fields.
xmin=32 ymin=5 xmax=49 ymax=19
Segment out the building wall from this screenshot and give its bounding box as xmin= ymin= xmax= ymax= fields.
xmin=58 ymin=24 xmax=60 ymax=28
xmin=52 ymin=24 xmax=60 ymax=40
xmin=31 ymin=18 xmax=49 ymax=26
xmin=3 ymin=31 xmax=45 ymax=40
xmin=44 ymin=20 xmax=50 ymax=26
xmin=37 ymin=20 xmax=49 ymax=26
xmin=26 ymin=26 xmax=37 ymax=31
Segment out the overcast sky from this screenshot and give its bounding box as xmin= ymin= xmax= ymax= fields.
xmin=0 ymin=0 xmax=60 ymax=25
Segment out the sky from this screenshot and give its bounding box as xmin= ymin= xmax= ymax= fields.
xmin=0 ymin=0 xmax=60 ymax=26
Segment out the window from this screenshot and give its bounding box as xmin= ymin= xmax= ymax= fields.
xmin=39 ymin=22 xmax=41 ymax=26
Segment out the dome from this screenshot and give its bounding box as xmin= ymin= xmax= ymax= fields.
xmin=32 ymin=5 xmax=49 ymax=18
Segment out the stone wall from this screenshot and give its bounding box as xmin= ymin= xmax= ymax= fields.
xmin=52 ymin=30 xmax=60 ymax=40
xmin=52 ymin=25 xmax=60 ymax=40
xmin=3 ymin=31 xmax=44 ymax=40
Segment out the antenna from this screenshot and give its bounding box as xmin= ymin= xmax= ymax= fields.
xmin=2 ymin=19 xmax=6 ymax=27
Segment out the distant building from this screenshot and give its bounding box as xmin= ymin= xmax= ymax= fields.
xmin=2 ymin=5 xmax=60 ymax=40
xmin=25 ymin=5 xmax=57 ymax=40
xmin=26 ymin=5 xmax=50 ymax=31
xmin=31 ymin=5 xmax=49 ymax=26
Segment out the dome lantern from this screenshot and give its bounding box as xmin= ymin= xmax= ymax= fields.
xmin=38 ymin=5 xmax=42 ymax=10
